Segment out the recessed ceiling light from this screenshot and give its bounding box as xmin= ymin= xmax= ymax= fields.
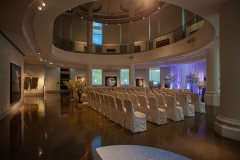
xmin=130 ymin=21 xmax=132 ymax=23
xmin=143 ymin=17 xmax=145 ymax=19
xmin=38 ymin=6 xmax=42 ymax=11
xmin=42 ymin=2 xmax=46 ymax=7
xmin=44 ymin=60 xmax=46 ymax=61
xmin=118 ymin=23 xmax=120 ymax=25
xmin=158 ymin=7 xmax=160 ymax=10
xmin=81 ymin=17 xmax=83 ymax=19
xmin=40 ymin=59 xmax=42 ymax=61
xmin=38 ymin=52 xmax=41 ymax=55
xmin=50 ymin=62 xmax=53 ymax=64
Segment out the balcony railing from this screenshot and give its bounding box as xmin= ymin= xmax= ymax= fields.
xmin=53 ymin=16 xmax=204 ymax=55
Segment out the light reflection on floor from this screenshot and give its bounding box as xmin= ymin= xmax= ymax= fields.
xmin=0 ymin=93 xmax=240 ymax=160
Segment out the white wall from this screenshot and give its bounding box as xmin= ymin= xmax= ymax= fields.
xmin=70 ymin=68 xmax=86 ymax=80
xmin=135 ymin=69 xmax=149 ymax=87
xmin=45 ymin=67 xmax=60 ymax=92
xmin=24 ymin=64 xmax=45 ymax=96
xmin=0 ymin=32 xmax=24 ymax=120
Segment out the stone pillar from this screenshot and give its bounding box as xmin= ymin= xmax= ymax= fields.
xmin=86 ymin=64 xmax=92 ymax=87
xmin=214 ymin=0 xmax=240 ymax=141
xmin=87 ymin=2 xmax=93 ymax=53
xmin=204 ymin=47 xmax=220 ymax=106
xmin=129 ymin=64 xmax=135 ymax=86
xmin=128 ymin=1 xmax=135 ymax=53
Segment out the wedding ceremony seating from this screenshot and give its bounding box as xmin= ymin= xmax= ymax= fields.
xmin=82 ymin=86 xmax=207 ymax=134
xmin=155 ymin=94 xmax=167 ymax=109
xmin=166 ymin=95 xmax=184 ymax=121
xmin=103 ymin=94 xmax=110 ymax=118
xmin=124 ymin=99 xmax=147 ymax=133
xmin=179 ymin=94 xmax=195 ymax=117
xmin=108 ymin=96 xmax=118 ymax=123
xmin=191 ymin=93 xmax=206 ymax=113
xmin=138 ymin=95 xmax=150 ymax=119
xmin=115 ymin=97 xmax=126 ymax=127
xmin=130 ymin=94 xmax=140 ymax=112
xmin=147 ymin=96 xmax=167 ymax=125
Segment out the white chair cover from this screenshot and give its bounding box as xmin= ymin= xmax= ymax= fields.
xmin=103 ymin=94 xmax=110 ymax=118
xmin=108 ymin=96 xmax=118 ymax=123
xmin=99 ymin=93 xmax=105 ymax=115
xmin=123 ymin=93 xmax=130 ymax=100
xmin=115 ymin=97 xmax=126 ymax=127
xmin=166 ymin=95 xmax=184 ymax=121
xmin=147 ymin=96 xmax=167 ymax=125
xmin=191 ymin=93 xmax=206 ymax=113
xmin=113 ymin=91 xmax=119 ymax=97
xmin=155 ymin=94 xmax=167 ymax=109
xmin=179 ymin=94 xmax=195 ymax=117
xmin=124 ymin=99 xmax=147 ymax=133
xmin=95 ymin=92 xmax=101 ymax=113
xmin=137 ymin=95 xmax=149 ymax=119
xmin=90 ymin=91 xmax=97 ymax=110
xmin=129 ymin=94 xmax=140 ymax=111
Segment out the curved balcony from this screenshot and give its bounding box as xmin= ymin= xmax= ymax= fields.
xmin=52 ymin=16 xmax=204 ymax=55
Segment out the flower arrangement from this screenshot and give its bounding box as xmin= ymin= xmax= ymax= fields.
xmin=164 ymin=73 xmax=177 ymax=85
xmin=65 ymin=79 xmax=86 ymax=102
xmin=185 ymin=72 xmax=200 ymax=92
xmin=64 ymin=80 xmax=75 ymax=91
xmin=197 ymin=81 xmax=206 ymax=89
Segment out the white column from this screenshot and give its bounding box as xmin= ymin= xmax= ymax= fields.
xmin=214 ymin=0 xmax=240 ymax=141
xmin=87 ymin=2 xmax=93 ymax=53
xmin=204 ymin=47 xmax=220 ymax=106
xmin=86 ymin=64 xmax=92 ymax=87
xmin=129 ymin=64 xmax=135 ymax=86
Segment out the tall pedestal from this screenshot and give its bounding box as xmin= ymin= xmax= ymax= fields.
xmin=204 ymin=47 xmax=220 ymax=106
xmin=214 ymin=0 xmax=240 ymax=141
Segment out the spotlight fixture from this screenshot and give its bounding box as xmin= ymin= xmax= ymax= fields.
xmin=44 ymin=60 xmax=46 ymax=61
xmin=106 ymin=23 xmax=107 ymax=25
xmin=41 ymin=1 xmax=46 ymax=7
xmin=49 ymin=62 xmax=53 ymax=64
xmin=38 ymin=6 xmax=42 ymax=11
xmin=118 ymin=23 xmax=120 ymax=25
xmin=130 ymin=21 xmax=132 ymax=23
xmin=143 ymin=17 xmax=145 ymax=19
xmin=38 ymin=52 xmax=41 ymax=55
xmin=158 ymin=7 xmax=160 ymax=10
xmin=81 ymin=17 xmax=83 ymax=19
xmin=40 ymin=59 xmax=42 ymax=61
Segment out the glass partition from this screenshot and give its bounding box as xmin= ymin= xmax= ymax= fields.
xmin=53 ymin=16 xmax=204 ymax=55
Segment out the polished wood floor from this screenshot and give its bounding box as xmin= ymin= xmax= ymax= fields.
xmin=0 ymin=93 xmax=239 ymax=160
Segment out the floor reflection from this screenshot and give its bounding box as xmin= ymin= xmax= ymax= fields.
xmin=0 ymin=93 xmax=240 ymax=160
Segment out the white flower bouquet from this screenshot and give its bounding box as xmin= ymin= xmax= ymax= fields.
xmin=165 ymin=73 xmax=177 ymax=85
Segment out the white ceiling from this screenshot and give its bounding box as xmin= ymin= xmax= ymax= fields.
xmin=0 ymin=0 xmax=231 ymax=69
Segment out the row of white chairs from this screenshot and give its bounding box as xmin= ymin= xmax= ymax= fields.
xmin=86 ymin=90 xmax=205 ymax=133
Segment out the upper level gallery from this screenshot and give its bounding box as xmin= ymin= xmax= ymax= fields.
xmin=53 ymin=3 xmax=205 ymax=55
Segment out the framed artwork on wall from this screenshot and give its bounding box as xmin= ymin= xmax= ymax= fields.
xmin=105 ymin=76 xmax=117 ymax=87
xmin=136 ymin=79 xmax=144 ymax=87
xmin=24 ymin=77 xmax=31 ymax=90
xmin=30 ymin=77 xmax=38 ymax=89
xmin=10 ymin=63 xmax=21 ymax=103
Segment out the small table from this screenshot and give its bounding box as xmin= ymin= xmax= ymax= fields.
xmin=95 ymin=145 xmax=191 ymax=160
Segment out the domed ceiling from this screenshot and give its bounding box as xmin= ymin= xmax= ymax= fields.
xmin=69 ymin=0 xmax=166 ymax=24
